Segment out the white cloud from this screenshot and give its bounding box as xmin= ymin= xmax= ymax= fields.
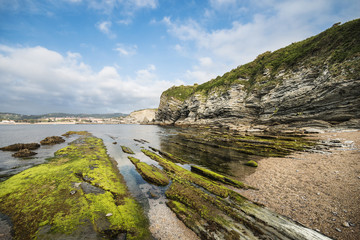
xmin=164 ymin=0 xmax=360 ymax=80
xmin=114 ymin=43 xmax=137 ymax=56
xmin=0 ymin=45 xmax=174 ymax=114
xmin=96 ymin=21 xmax=116 ymax=38
xmin=133 ymin=0 xmax=157 ymax=9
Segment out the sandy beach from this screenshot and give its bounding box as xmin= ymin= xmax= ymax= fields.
xmin=238 ymin=130 xmax=360 ymax=240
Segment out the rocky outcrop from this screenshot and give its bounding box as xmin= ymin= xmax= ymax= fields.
xmin=40 ymin=136 xmax=65 ymax=145
xmin=12 ymin=149 xmax=37 ymax=158
xmin=155 ymin=19 xmax=360 ymax=129
xmin=0 ymin=143 xmax=40 ymax=151
xmin=121 ymin=109 xmax=157 ymax=124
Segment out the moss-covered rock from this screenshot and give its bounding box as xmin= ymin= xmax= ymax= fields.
xmin=12 ymin=149 xmax=37 ymax=158
xmin=0 ymin=143 xmax=40 ymax=151
xmin=40 ymin=136 xmax=65 ymax=145
xmin=245 ymin=160 xmax=258 ymax=167
xmin=142 ymin=149 xmax=229 ymax=198
xmin=0 ymin=133 xmax=150 ymax=240
xmin=190 ymin=165 xmax=254 ymax=189
xmin=128 ymin=156 xmax=169 ymax=186
xmin=121 ymin=145 xmax=134 ymax=154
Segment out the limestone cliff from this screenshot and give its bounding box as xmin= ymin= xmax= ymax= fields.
xmin=155 ymin=19 xmax=360 ymax=129
xmin=122 ymin=109 xmax=157 ymax=124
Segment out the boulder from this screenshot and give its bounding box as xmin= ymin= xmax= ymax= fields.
xmin=12 ymin=149 xmax=37 ymax=158
xmin=40 ymin=136 xmax=65 ymax=145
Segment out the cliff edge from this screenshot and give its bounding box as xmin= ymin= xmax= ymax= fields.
xmin=155 ymin=19 xmax=360 ymax=130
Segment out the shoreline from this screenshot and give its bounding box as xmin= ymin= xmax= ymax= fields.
xmin=237 ymin=130 xmax=360 ymax=240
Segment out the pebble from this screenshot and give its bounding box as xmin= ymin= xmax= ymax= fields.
xmin=335 ymin=228 xmax=342 ymax=232
xmin=332 ymin=211 xmax=338 ymax=216
xmin=316 ymin=192 xmax=320 ymax=195
xmin=342 ymin=222 xmax=350 ymax=228
xmin=106 ymin=213 xmax=113 ymax=217
xmin=70 ymin=190 xmax=77 ymax=195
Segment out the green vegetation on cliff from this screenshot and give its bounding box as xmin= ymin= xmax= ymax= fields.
xmin=162 ymin=84 xmax=198 ymax=101
xmin=164 ymin=18 xmax=360 ymax=98
xmin=0 ymin=132 xmax=150 ymax=240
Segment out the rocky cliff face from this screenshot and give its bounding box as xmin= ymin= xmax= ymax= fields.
xmin=155 ymin=19 xmax=360 ymax=129
xmin=122 ymin=109 xmax=157 ymax=124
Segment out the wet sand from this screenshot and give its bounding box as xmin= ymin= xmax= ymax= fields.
xmin=238 ymin=130 xmax=360 ymax=240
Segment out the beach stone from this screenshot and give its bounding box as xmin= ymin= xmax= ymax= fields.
xmin=335 ymin=228 xmax=342 ymax=232
xmin=148 ymin=190 xmax=160 ymax=199
xmin=342 ymin=222 xmax=350 ymax=227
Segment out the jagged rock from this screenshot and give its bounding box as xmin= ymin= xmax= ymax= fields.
xmin=12 ymin=149 xmax=37 ymax=158
xmin=0 ymin=143 xmax=40 ymax=151
xmin=40 ymin=136 xmax=65 ymax=145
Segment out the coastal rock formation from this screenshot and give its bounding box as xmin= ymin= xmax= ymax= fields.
xmin=40 ymin=136 xmax=65 ymax=145
xmin=12 ymin=149 xmax=37 ymax=158
xmin=155 ymin=19 xmax=360 ymax=129
xmin=0 ymin=143 xmax=40 ymax=151
xmin=121 ymin=109 xmax=157 ymax=124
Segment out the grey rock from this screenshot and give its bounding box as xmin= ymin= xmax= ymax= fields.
xmin=80 ymin=182 xmax=105 ymax=195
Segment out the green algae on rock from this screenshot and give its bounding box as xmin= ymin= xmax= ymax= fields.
xmin=121 ymin=145 xmax=135 ymax=154
xmin=0 ymin=133 xmax=150 ymax=240
xmin=190 ymin=165 xmax=254 ymax=189
xmin=40 ymin=136 xmax=65 ymax=145
xmin=142 ymin=148 xmax=331 ymax=240
xmin=142 ymin=149 xmax=230 ymax=198
xmin=244 ymin=160 xmax=258 ymax=167
xmin=128 ymin=156 xmax=169 ymax=186
xmin=62 ymin=131 xmax=91 ymax=137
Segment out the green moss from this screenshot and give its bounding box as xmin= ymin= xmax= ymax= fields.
xmin=142 ymin=149 xmax=229 ymax=198
xmin=120 ymin=145 xmax=134 ymax=154
xmin=127 ymin=156 xmax=169 ymax=186
xmin=62 ymin=131 xmax=90 ymax=137
xmin=0 ymin=134 xmax=150 ymax=240
xmin=162 ymin=84 xmax=197 ymax=101
xmin=244 ymin=160 xmax=258 ymax=167
xmin=191 ymin=165 xmax=253 ymax=189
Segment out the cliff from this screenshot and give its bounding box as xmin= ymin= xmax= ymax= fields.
xmin=155 ymin=19 xmax=360 ymax=129
xmin=121 ymin=109 xmax=157 ymax=124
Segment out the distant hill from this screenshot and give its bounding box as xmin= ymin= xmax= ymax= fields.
xmin=0 ymin=112 xmax=128 ymax=121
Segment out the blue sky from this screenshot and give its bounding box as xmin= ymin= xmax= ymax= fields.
xmin=0 ymin=0 xmax=359 ymax=114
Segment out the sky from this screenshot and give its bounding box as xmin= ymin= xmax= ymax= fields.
xmin=0 ymin=0 xmax=359 ymax=115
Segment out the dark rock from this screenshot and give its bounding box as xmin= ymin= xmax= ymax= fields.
xmin=80 ymin=182 xmax=105 ymax=195
xmin=12 ymin=149 xmax=37 ymax=158
xmin=112 ymin=142 xmax=117 ymax=144
xmin=0 ymin=143 xmax=40 ymax=151
xmin=40 ymin=136 xmax=65 ymax=145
